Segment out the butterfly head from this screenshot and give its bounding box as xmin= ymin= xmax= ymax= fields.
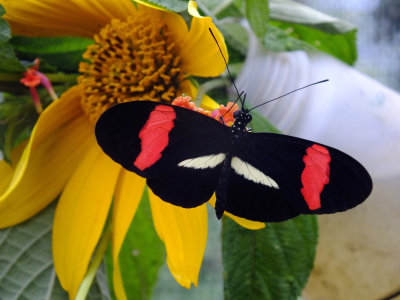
xmin=232 ymin=109 xmax=252 ymax=132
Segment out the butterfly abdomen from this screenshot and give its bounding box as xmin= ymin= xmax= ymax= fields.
xmin=215 ymin=153 xmax=232 ymax=219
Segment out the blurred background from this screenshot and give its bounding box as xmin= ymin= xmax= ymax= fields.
xmin=300 ymin=0 xmax=400 ymax=91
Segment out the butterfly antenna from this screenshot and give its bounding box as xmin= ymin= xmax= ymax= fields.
xmin=248 ymin=79 xmax=329 ymax=112
xmin=209 ymin=28 xmax=243 ymax=106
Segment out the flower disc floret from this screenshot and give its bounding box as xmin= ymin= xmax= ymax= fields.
xmin=79 ymin=14 xmax=183 ymax=123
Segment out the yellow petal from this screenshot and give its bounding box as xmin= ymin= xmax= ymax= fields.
xmin=181 ymin=0 xmax=228 ymax=77
xmin=113 ymin=264 xmax=126 ymax=300
xmin=134 ymin=0 xmax=167 ymax=11
xmin=208 ymin=195 xmax=266 ymax=230
xmin=200 ymin=93 xmax=220 ymax=111
xmin=112 ymin=170 xmax=146 ymax=300
xmin=148 ymin=189 xmax=208 ymax=288
xmin=0 ymin=161 xmax=13 ymax=196
xmin=0 ymin=0 xmax=137 ymax=38
xmin=0 ymin=142 xmax=26 ymax=195
xmin=53 ymin=144 xmax=120 ymax=299
xmin=0 ymin=86 xmax=93 ymax=228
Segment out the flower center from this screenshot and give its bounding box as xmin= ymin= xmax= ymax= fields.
xmin=79 ymin=14 xmax=183 ymax=123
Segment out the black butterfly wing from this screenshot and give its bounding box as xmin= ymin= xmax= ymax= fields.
xmin=95 ymin=101 xmax=231 ymax=208
xmin=145 ymin=159 xmax=220 ymax=208
xmin=224 ymin=132 xmax=372 ymax=222
xmin=96 ymin=101 xmax=372 ymax=221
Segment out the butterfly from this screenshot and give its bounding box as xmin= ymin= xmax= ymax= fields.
xmin=95 ymin=97 xmax=372 ymax=222
xmin=95 ymin=27 xmax=372 ymax=222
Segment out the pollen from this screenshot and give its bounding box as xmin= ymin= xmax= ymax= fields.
xmin=211 ymin=102 xmax=239 ymax=126
xmin=78 ymin=14 xmax=183 ymax=123
xmin=172 ymin=96 xmax=212 ymax=117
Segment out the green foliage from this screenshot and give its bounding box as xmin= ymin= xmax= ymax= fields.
xmin=269 ymin=0 xmax=355 ymax=33
xmin=0 ymin=83 xmax=73 ymax=163
xmin=222 ymin=215 xmax=318 ymax=300
xmin=0 ymin=5 xmax=24 ymax=73
xmin=267 ymin=21 xmax=357 ymax=65
xmin=211 ymin=0 xmax=357 ymax=65
xmin=11 ymin=36 xmax=93 ymax=73
xmin=0 ymin=7 xmax=83 ymax=162
xmin=0 ymin=43 xmax=24 ymax=73
xmin=105 ymin=190 xmax=165 ymax=300
xmin=0 ymin=19 xmax=11 ymax=44
xmin=0 ymin=93 xmax=38 ymax=163
xmin=245 ymin=0 xmax=269 ymax=39
xmin=267 ymin=0 xmax=357 ymax=64
xmin=0 ymin=202 xmax=111 ymax=300
xmin=250 ymin=110 xmax=280 ymax=134
xmin=132 ymin=0 xmax=188 ymax=12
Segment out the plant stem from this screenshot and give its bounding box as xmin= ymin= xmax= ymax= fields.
xmin=74 ymin=222 xmax=112 ymax=300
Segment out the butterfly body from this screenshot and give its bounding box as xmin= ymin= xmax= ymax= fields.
xmin=95 ymin=100 xmax=372 ymax=222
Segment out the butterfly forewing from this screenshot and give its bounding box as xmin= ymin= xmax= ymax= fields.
xmin=95 ymin=101 xmax=230 ymax=207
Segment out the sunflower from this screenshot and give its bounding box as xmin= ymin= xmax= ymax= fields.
xmin=0 ymin=0 xmax=264 ymax=299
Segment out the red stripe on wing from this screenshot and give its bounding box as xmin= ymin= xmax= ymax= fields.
xmin=134 ymin=105 xmax=176 ymax=170
xmin=300 ymin=144 xmax=331 ymax=210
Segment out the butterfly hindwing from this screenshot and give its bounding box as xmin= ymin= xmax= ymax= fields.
xmin=224 ymin=160 xmax=298 ymax=222
xmin=147 ymin=153 xmax=225 ymax=208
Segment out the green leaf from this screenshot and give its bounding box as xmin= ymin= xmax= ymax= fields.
xmin=0 ymin=7 xmax=25 ymax=72
xmin=267 ymin=21 xmax=357 ymax=65
xmin=228 ymin=0 xmax=357 ymax=64
xmin=0 ymin=82 xmax=74 ymax=163
xmin=0 ymin=4 xmax=8 ymax=43
xmin=11 ymin=36 xmax=93 ymax=72
xmin=250 ymin=109 xmax=280 ymax=134
xmin=0 ymin=202 xmax=111 ymax=300
xmin=0 ymin=19 xmax=11 ymax=43
xmin=222 ymin=215 xmax=318 ymax=300
xmin=245 ymin=0 xmax=269 ymax=39
xmin=0 ymin=43 xmax=24 ymax=73
xmin=220 ymin=22 xmax=249 ymax=55
xmin=263 ymin=24 xmax=313 ymax=52
xmin=133 ymin=0 xmax=188 ymax=12
xmin=265 ymin=0 xmax=357 ymax=64
xmin=269 ymin=0 xmax=355 ymax=34
xmin=105 ymin=189 xmax=165 ymax=300
xmin=0 ymin=93 xmax=37 ymax=162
